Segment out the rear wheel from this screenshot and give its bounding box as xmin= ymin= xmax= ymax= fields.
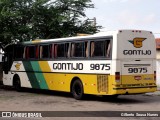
xmin=71 ymin=79 xmax=84 ymax=100
xmin=13 ymin=75 xmax=21 ymax=92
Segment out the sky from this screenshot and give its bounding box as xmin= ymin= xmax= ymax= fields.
xmin=85 ymin=0 xmax=160 ymax=38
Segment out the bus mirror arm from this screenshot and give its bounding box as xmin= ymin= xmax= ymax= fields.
xmin=0 ymin=39 xmax=20 ymax=52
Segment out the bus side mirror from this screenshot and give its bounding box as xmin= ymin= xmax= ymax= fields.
xmin=0 ymin=42 xmax=4 ymax=63
xmin=2 ymin=55 xmax=8 ymax=74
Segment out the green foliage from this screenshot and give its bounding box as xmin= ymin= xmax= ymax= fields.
xmin=0 ymin=0 xmax=101 ymax=44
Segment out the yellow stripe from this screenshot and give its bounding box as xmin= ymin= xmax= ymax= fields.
xmin=38 ymin=61 xmax=71 ymax=91
xmin=38 ymin=61 xmax=53 ymax=89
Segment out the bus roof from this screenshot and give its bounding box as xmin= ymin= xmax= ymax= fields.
xmin=22 ymin=30 xmax=153 ymax=44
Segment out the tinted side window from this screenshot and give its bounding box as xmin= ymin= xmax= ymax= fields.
xmin=54 ymin=43 xmax=69 ymax=58
xmin=14 ymin=46 xmax=24 ymax=59
xmin=26 ymin=46 xmax=38 ymax=59
xmin=57 ymin=44 xmax=65 ymax=57
xmin=40 ymin=44 xmax=52 ymax=59
xmin=90 ymin=40 xmax=111 ymax=58
xmin=71 ymin=42 xmax=85 ymax=57
xmin=71 ymin=42 xmax=88 ymax=58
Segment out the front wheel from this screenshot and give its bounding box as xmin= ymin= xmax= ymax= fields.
xmin=13 ymin=75 xmax=21 ymax=92
xmin=71 ymin=79 xmax=84 ymax=100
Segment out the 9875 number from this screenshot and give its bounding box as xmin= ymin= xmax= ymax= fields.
xmin=90 ymin=64 xmax=110 ymax=70
xmin=128 ymin=68 xmax=148 ymax=73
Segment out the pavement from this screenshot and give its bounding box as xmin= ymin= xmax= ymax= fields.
xmin=145 ymin=90 xmax=160 ymax=96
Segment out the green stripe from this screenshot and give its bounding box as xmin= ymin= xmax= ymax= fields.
xmin=30 ymin=61 xmax=48 ymax=89
xmin=23 ymin=61 xmax=40 ymax=89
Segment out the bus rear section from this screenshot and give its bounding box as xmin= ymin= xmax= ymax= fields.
xmin=113 ymin=30 xmax=157 ymax=95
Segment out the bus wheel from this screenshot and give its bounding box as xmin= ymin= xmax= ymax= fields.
xmin=71 ymin=79 xmax=84 ymax=100
xmin=13 ymin=75 xmax=21 ymax=92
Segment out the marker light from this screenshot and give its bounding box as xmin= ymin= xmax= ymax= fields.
xmin=154 ymin=71 xmax=156 ymax=80
xmin=115 ymin=72 xmax=120 ymax=83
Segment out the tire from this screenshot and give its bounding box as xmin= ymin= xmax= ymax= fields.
xmin=13 ymin=75 xmax=21 ymax=92
xmin=71 ymin=79 xmax=84 ymax=100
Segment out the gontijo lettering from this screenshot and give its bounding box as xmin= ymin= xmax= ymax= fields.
xmin=53 ymin=63 xmax=83 ymax=70
xmin=123 ymin=50 xmax=151 ymax=55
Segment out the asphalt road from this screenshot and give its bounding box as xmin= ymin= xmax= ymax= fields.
xmin=0 ymin=85 xmax=160 ymax=120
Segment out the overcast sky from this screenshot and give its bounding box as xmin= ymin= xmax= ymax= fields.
xmin=86 ymin=0 xmax=160 ymax=38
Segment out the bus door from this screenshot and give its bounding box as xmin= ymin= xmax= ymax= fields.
xmin=3 ymin=45 xmax=14 ymax=74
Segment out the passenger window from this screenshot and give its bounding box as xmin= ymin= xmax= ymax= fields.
xmin=54 ymin=44 xmax=58 ymax=58
xmin=90 ymin=40 xmax=111 ymax=58
xmin=14 ymin=46 xmax=24 ymax=59
xmin=57 ymin=44 xmax=65 ymax=57
xmin=65 ymin=43 xmax=70 ymax=58
xmin=40 ymin=45 xmax=52 ymax=59
xmin=54 ymin=43 xmax=69 ymax=58
xmin=25 ymin=46 xmax=38 ymax=59
xmin=71 ymin=42 xmax=87 ymax=57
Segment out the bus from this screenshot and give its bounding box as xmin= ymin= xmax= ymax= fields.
xmin=2 ymin=30 xmax=157 ymax=100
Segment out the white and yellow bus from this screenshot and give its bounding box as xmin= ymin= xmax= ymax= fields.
xmin=2 ymin=30 xmax=157 ymax=99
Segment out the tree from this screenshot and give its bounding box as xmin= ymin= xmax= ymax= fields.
xmin=0 ymin=0 xmax=101 ymax=44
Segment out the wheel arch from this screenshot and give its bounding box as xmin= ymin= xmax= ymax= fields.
xmin=12 ymin=74 xmax=20 ymax=86
xmin=70 ymin=77 xmax=82 ymax=92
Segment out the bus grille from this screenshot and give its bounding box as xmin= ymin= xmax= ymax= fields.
xmin=97 ymin=75 xmax=108 ymax=93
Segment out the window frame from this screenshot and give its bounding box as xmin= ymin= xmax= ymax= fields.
xmin=39 ymin=44 xmax=52 ymax=60
xmin=25 ymin=45 xmax=39 ymax=60
xmin=89 ymin=37 xmax=112 ymax=60
xmin=54 ymin=42 xmax=70 ymax=59
xmin=13 ymin=36 xmax=112 ymax=61
xmin=70 ymin=41 xmax=88 ymax=59
xmin=14 ymin=45 xmax=25 ymax=60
